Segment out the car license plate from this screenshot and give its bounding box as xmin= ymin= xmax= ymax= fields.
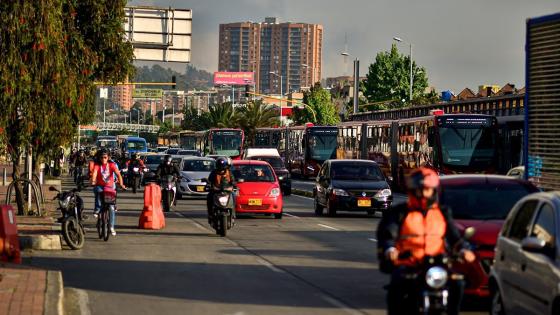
xmin=357 ymin=199 xmax=371 ymax=207
xmin=248 ymin=199 xmax=262 ymax=206
xmin=196 ymin=186 xmax=205 ymax=192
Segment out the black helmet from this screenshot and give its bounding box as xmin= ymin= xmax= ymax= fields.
xmin=164 ymin=155 xmax=173 ymax=164
xmin=131 ymin=153 xmax=138 ymax=160
xmin=215 ymin=157 xmax=229 ymax=171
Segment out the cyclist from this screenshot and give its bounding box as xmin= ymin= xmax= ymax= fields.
xmin=90 ymin=150 xmax=126 ymax=236
xmin=73 ymin=150 xmax=88 ymax=186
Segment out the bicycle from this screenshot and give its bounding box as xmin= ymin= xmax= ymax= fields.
xmin=96 ymin=187 xmax=117 ymax=241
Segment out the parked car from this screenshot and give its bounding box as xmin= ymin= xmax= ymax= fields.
xmin=506 ymin=166 xmax=525 ymax=179
xmin=177 ymin=150 xmax=202 ymax=157
xmin=177 ymin=157 xmax=215 ymax=198
xmin=231 ymin=160 xmax=283 ymax=218
xmin=489 ymin=192 xmax=560 ymax=315
xmin=439 ymin=175 xmax=539 ymax=298
xmin=246 ymin=155 xmax=291 ymax=195
xmin=313 ymin=160 xmax=392 ymax=216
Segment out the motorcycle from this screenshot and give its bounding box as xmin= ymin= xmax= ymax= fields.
xmin=127 ymin=164 xmax=146 ymax=194
xmin=209 ymin=188 xmax=235 ymax=237
xmin=50 ymin=186 xmax=85 ymax=249
xmin=388 ymin=227 xmax=476 ymax=315
xmin=160 ymin=175 xmax=178 ymax=212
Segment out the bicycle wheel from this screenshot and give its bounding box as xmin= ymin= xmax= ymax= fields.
xmin=96 ymin=216 xmax=102 ymax=239
xmin=102 ymin=209 xmax=110 ymax=241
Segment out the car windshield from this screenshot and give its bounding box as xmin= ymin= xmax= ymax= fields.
xmin=127 ymin=141 xmax=146 ymax=150
xmin=157 ymin=147 xmax=168 ymax=152
xmin=308 ymin=133 xmax=337 ymax=162
xmin=145 ymin=156 xmax=163 ymax=164
xmin=167 ymin=148 xmax=180 ymax=154
xmin=178 ymin=150 xmax=199 ymax=156
xmin=251 ymin=157 xmax=284 ymax=168
xmin=233 ymin=164 xmax=276 ymax=182
xmin=331 ymin=163 xmax=384 ymax=181
xmin=439 ymin=126 xmax=496 ymax=169
xmin=441 ymin=182 xmax=538 ymax=220
xmin=183 ymin=159 xmax=214 ymax=172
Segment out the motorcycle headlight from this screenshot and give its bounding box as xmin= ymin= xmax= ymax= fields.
xmin=59 ymin=195 xmax=71 ymax=209
xmin=374 ymin=189 xmax=392 ymax=200
xmin=269 ymin=188 xmax=281 ymax=197
xmin=332 ymin=188 xmax=349 ymax=196
xmin=218 ymin=196 xmax=229 ymax=207
xmin=425 ymin=266 xmax=448 ymax=289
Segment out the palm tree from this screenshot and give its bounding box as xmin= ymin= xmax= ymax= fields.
xmin=237 ymin=100 xmax=280 ymax=146
xmin=205 ymin=102 xmax=239 ymax=128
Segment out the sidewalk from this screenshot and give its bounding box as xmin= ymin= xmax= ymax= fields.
xmin=0 ymin=263 xmax=63 ymax=315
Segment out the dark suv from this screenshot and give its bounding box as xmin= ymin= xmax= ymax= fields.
xmin=247 ymin=156 xmax=291 ymax=195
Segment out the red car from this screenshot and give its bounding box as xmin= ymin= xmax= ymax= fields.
xmin=439 ymin=175 xmax=539 ymax=297
xmin=232 ymin=160 xmax=283 ymax=218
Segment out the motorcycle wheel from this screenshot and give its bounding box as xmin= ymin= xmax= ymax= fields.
xmin=132 ymin=178 xmax=137 ymax=194
xmin=62 ymin=217 xmax=85 ymax=250
xmin=162 ymin=191 xmax=170 ymax=212
xmin=219 ymin=213 xmax=227 ymax=237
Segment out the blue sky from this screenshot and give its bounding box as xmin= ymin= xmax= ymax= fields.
xmin=129 ymin=0 xmax=560 ymax=92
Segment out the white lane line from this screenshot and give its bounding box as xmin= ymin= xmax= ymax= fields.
xmin=317 ymin=224 xmax=340 ymax=231
xmin=175 ymin=211 xmax=211 ymax=232
xmin=368 ymin=238 xmax=378 ymax=242
xmin=284 ymin=213 xmax=300 ymax=218
xmin=256 ymin=258 xmax=285 ymax=274
xmin=291 ymin=194 xmax=314 ymax=201
xmin=319 ymin=294 xmax=362 ymax=315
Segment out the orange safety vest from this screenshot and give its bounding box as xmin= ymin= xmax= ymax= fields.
xmin=395 ymin=206 xmax=446 ymax=266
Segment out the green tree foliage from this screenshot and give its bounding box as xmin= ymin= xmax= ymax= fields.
xmin=237 ymin=100 xmax=280 ymax=146
xmin=292 ymin=83 xmax=340 ymax=126
xmin=0 ymin=1 xmax=134 ymax=212
xmin=363 ymin=44 xmax=429 ymax=109
xmin=134 ymin=64 xmax=213 ymax=91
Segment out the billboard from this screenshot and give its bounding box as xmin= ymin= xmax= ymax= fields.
xmin=214 ymin=72 xmax=254 ymax=85
xmin=124 ymin=7 xmax=192 ymax=63
xmin=133 ymin=89 xmax=163 ymax=98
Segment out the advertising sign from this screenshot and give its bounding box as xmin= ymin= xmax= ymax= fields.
xmin=133 ymin=89 xmax=163 ymax=98
xmin=214 ymin=72 xmax=254 ymax=85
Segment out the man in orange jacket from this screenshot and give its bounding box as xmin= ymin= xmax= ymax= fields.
xmin=377 ymin=167 xmax=475 ymax=315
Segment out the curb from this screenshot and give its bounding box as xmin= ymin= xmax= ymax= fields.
xmin=45 ymin=270 xmax=64 ymax=315
xmin=19 ymin=234 xmax=63 ymax=250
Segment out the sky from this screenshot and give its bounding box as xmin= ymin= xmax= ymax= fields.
xmin=128 ymin=0 xmax=560 ymax=93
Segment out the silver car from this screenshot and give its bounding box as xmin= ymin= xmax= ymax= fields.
xmin=177 ymin=157 xmax=215 ymax=198
xmin=489 ymin=192 xmax=560 ymax=315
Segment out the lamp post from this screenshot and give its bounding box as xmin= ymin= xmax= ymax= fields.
xmin=341 ymin=52 xmax=359 ymax=114
xmin=269 ymin=71 xmax=283 ymax=125
xmin=393 ymin=37 xmax=413 ymax=102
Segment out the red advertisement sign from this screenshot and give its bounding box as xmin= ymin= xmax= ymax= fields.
xmin=214 ymin=72 xmax=255 ymax=85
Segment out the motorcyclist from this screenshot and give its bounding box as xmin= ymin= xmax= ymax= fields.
xmin=90 ymin=149 xmax=126 ymax=236
xmin=155 ymin=155 xmax=181 ymax=179
xmin=377 ymin=167 xmax=475 ymax=315
xmin=125 ymin=153 xmax=146 ymax=191
xmin=206 ymin=157 xmax=235 ymax=223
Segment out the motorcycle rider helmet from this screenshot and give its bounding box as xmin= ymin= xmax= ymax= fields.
xmin=215 ymin=157 xmax=229 ymax=172
xmin=164 ymin=155 xmax=173 ymax=165
xmin=406 ymin=167 xmax=440 ymax=207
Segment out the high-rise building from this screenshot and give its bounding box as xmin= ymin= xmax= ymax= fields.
xmin=111 ymin=84 xmax=134 ymax=111
xmin=219 ymin=17 xmax=323 ymax=94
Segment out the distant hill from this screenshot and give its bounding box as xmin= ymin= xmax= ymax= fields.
xmin=134 ymin=64 xmax=213 ymax=91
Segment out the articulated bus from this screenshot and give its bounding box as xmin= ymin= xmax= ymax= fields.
xmin=286 ymin=125 xmax=338 ymax=178
xmin=253 ymin=128 xmax=284 ymax=148
xmin=338 ymin=112 xmax=499 ymax=189
xmin=178 ymin=130 xmax=197 ymax=150
xmin=157 ymin=132 xmax=179 ymax=147
xmin=196 ymin=128 xmax=245 ymax=159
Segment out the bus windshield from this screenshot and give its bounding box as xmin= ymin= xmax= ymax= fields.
xmin=439 ymin=126 xmax=496 ymax=169
xmin=127 ymin=140 xmax=146 ymax=151
xmin=308 ymin=132 xmax=337 ymax=162
xmin=212 ymin=130 xmax=242 ymax=156
xmin=180 ymin=136 xmax=196 ymax=150
xmin=97 ymin=140 xmax=117 ymax=149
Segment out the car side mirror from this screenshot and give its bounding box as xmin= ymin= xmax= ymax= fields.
xmin=521 ymin=237 xmax=547 ymax=253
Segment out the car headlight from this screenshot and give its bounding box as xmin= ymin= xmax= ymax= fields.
xmin=425 ymin=266 xmax=448 ymax=289
xmin=59 ymin=196 xmax=71 ymax=209
xmin=374 ymin=189 xmax=392 ymax=199
xmin=218 ymin=196 xmax=229 ymax=207
xmin=332 ymin=188 xmax=349 ymax=196
xmin=269 ymin=188 xmax=281 ymax=197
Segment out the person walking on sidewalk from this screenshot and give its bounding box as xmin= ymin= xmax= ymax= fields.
xmin=91 ymin=149 xmax=126 ymax=236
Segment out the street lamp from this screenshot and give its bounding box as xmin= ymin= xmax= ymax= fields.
xmin=269 ymin=71 xmax=283 ymax=125
xmin=393 ymin=36 xmax=413 ymax=102
xmin=341 ymin=52 xmax=359 ymax=114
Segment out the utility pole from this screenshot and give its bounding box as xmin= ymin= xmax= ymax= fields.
xmin=353 ymin=58 xmax=360 ymax=114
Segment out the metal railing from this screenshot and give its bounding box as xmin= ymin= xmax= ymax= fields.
xmin=94 ymin=122 xmax=160 ymax=133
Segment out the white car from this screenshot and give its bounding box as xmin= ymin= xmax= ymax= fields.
xmin=177 ymin=157 xmax=215 ymax=198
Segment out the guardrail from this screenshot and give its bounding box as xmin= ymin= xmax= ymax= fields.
xmin=93 ymin=122 xmax=160 ymax=133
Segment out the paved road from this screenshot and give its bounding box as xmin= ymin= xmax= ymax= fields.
xmin=24 ymin=179 xmax=486 ymax=315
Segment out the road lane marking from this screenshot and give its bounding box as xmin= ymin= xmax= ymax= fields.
xmin=284 ymin=213 xmax=300 ymax=218
xmin=317 ymin=224 xmax=340 ymax=231
xmin=256 ymin=258 xmax=285 ymax=274
xmin=318 ymin=294 xmax=363 ymax=315
xmin=175 ymin=211 xmax=212 ymax=232
xmin=368 ymin=238 xmax=378 ymax=242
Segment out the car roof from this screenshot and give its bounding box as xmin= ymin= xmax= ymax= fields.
xmin=233 ymin=160 xmax=272 ymax=166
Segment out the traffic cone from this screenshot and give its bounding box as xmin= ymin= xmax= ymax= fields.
xmin=139 ymin=183 xmax=165 ymax=230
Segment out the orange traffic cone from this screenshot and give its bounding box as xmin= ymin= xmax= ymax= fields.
xmin=139 ymin=183 xmax=165 ymax=230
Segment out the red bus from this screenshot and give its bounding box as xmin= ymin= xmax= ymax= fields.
xmin=338 ymin=113 xmax=499 ymax=189
xmin=197 ymin=128 xmax=245 ymax=159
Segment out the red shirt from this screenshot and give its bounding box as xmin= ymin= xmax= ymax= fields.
xmin=93 ymin=162 xmax=119 ymax=187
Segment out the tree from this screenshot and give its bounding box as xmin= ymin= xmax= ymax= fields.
xmin=205 ymin=103 xmax=239 ymax=128
xmin=237 ymin=100 xmax=279 ymax=146
xmin=182 ymin=106 xmax=209 ymax=131
xmin=363 ymin=44 xmax=429 ymax=109
xmin=134 ymin=64 xmax=213 ymax=91
xmin=292 ymin=83 xmax=340 ymax=126
xmin=0 ymin=1 xmax=134 ymax=213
